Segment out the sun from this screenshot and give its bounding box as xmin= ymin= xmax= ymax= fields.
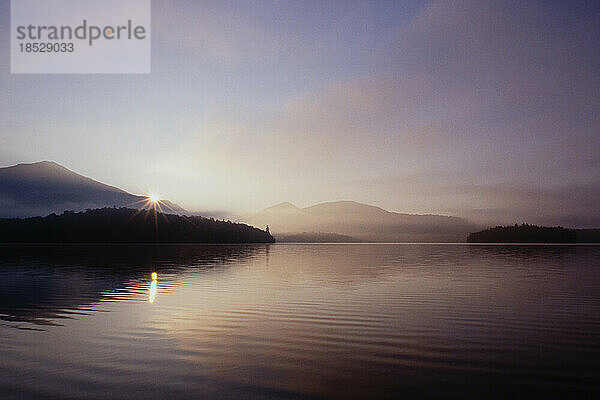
xmin=148 ymin=194 xmax=160 ymax=203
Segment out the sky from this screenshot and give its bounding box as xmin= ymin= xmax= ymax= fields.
xmin=1 ymin=0 xmax=599 ymax=226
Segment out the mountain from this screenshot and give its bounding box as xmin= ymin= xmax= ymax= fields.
xmin=0 ymin=208 xmax=274 ymax=243
xmin=241 ymin=201 xmax=479 ymax=242
xmin=0 ymin=161 xmax=187 ymax=218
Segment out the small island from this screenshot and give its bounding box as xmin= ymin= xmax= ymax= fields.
xmin=0 ymin=208 xmax=275 ymax=244
xmin=467 ymin=224 xmax=600 ymax=243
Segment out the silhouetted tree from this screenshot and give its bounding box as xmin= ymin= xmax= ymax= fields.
xmin=0 ymin=208 xmax=275 ymax=244
xmin=467 ymin=224 xmax=578 ymax=243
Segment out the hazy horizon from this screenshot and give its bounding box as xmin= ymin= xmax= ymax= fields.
xmin=1 ymin=0 xmax=599 ymax=226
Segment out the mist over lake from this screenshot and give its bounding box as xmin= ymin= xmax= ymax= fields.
xmin=1 ymin=244 xmax=598 ymax=399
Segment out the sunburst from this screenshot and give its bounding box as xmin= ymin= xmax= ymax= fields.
xmin=142 ymin=194 xmax=166 ymax=213
xmin=124 ymin=194 xmax=180 ymax=241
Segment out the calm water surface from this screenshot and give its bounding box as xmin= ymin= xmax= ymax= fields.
xmin=0 ymin=244 xmax=599 ymax=399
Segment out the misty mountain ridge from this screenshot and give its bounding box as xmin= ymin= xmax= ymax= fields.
xmin=3 ymin=161 xmax=590 ymax=243
xmin=242 ymin=201 xmax=479 ymax=242
xmin=0 ymin=161 xmax=186 ymax=218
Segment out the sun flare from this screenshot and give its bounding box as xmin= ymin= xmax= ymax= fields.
xmin=148 ymin=194 xmax=160 ymax=203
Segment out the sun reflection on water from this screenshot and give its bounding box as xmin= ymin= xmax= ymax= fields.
xmin=149 ymin=273 xmax=158 ymax=303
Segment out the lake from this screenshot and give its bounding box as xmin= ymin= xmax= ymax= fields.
xmin=0 ymin=244 xmax=599 ymax=399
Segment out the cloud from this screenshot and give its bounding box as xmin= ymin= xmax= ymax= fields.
xmin=269 ymin=0 xmax=600 ymax=189
xmin=95 ymin=0 xmax=599 ymax=222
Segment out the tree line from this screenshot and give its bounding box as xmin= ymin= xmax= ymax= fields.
xmin=0 ymin=207 xmax=275 ymax=244
xmin=467 ymin=223 xmax=600 ymax=243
